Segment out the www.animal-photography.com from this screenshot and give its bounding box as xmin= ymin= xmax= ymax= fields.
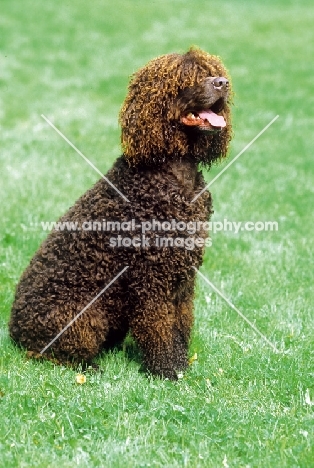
xmin=1 ymin=1 xmax=313 ymax=467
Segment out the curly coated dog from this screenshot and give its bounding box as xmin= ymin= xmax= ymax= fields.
xmin=9 ymin=47 xmax=232 ymax=379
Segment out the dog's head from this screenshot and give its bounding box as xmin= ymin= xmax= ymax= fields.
xmin=120 ymin=47 xmax=233 ymax=167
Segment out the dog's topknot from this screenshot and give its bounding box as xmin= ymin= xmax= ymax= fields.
xmin=119 ymin=47 xmax=232 ymax=166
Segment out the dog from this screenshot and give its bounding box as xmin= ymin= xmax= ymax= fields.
xmin=9 ymin=47 xmax=232 ymax=379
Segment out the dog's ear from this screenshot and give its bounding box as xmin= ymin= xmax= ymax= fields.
xmin=119 ymin=53 xmax=184 ymax=165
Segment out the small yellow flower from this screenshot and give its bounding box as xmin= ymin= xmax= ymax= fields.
xmin=76 ymin=374 xmax=86 ymax=384
xmin=188 ymin=353 xmax=198 ymax=365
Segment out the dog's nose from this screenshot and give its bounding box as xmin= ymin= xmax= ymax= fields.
xmin=212 ymin=77 xmax=229 ymax=90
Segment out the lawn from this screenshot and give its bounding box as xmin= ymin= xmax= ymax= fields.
xmin=1 ymin=0 xmax=314 ymax=466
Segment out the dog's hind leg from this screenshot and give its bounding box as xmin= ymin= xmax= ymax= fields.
xmin=10 ymin=302 xmax=110 ymax=367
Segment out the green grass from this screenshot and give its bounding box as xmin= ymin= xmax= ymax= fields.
xmin=1 ymin=0 xmax=314 ymax=466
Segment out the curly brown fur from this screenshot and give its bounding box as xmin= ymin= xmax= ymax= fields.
xmin=9 ymin=47 xmax=232 ymax=380
xmin=120 ymin=47 xmax=232 ymax=166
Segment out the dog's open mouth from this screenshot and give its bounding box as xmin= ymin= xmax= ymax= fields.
xmin=180 ymin=98 xmax=226 ymax=132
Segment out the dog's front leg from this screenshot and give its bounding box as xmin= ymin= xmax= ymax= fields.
xmin=129 ymin=300 xmax=192 ymax=380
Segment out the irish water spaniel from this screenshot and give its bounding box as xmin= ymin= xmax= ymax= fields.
xmin=9 ymin=47 xmax=232 ymax=379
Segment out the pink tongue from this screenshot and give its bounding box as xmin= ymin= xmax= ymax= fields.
xmin=198 ymin=110 xmax=226 ymax=128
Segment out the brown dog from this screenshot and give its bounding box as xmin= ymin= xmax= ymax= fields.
xmin=9 ymin=47 xmax=232 ymax=379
